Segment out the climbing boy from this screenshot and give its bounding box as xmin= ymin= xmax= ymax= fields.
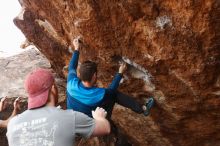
xmin=67 ymin=38 xmax=154 ymax=118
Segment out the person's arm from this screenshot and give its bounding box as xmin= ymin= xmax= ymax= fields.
xmin=74 ymin=107 xmax=110 ymax=138
xmin=91 ymin=107 xmax=110 ymax=136
xmin=108 ymin=63 xmax=127 ymax=90
xmin=67 ymin=38 xmax=82 ymax=81
xmin=0 ymin=97 xmax=20 ymax=128
xmin=0 ymin=107 xmax=17 ymax=127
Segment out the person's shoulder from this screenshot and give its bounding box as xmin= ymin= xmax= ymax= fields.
xmin=63 ymin=110 xmax=90 ymax=119
xmin=62 ymin=109 xmax=87 ymax=117
xmin=46 ymin=107 xmax=90 ymax=119
xmin=67 ymin=76 xmax=80 ymax=86
xmin=55 ymin=109 xmax=92 ymax=123
xmin=93 ymin=87 xmax=105 ymax=92
xmin=53 ymin=108 xmax=76 ymax=117
xmin=7 ymin=116 xmax=16 ymax=126
xmin=73 ymin=110 xmax=88 ymax=116
xmin=72 ymin=76 xmax=80 ymax=81
xmin=47 ymin=106 xmax=68 ymax=113
xmin=73 ymin=111 xmax=94 ymax=124
xmin=7 ymin=111 xmax=27 ymax=127
xmin=13 ymin=110 xmax=29 ymax=119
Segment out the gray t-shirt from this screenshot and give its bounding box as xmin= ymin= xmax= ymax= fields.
xmin=7 ymin=106 xmax=95 ymax=146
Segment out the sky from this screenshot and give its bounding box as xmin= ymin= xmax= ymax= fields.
xmin=0 ymin=1 xmax=25 ymax=57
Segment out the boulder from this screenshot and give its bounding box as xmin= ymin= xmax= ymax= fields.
xmin=13 ymin=0 xmax=220 ymax=145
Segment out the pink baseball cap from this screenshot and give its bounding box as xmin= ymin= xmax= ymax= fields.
xmin=24 ymin=68 xmax=54 ymax=109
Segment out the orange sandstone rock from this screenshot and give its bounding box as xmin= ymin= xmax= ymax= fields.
xmin=13 ymin=0 xmax=220 ymax=145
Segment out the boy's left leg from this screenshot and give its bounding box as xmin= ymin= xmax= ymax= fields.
xmin=115 ymin=91 xmax=154 ymax=116
xmin=115 ymin=91 xmax=143 ymax=113
xmin=99 ymin=90 xmax=154 ymax=117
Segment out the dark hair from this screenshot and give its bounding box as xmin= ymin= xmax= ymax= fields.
xmin=79 ymin=61 xmax=97 ymax=82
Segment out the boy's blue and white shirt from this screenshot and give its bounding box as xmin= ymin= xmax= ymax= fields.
xmin=67 ymin=50 xmax=122 ymax=117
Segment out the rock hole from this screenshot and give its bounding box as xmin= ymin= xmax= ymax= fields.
xmin=111 ymin=55 xmax=155 ymax=92
xmin=155 ymin=15 xmax=172 ymax=30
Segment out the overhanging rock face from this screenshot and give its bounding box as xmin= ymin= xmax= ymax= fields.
xmin=14 ymin=0 xmax=220 ymax=145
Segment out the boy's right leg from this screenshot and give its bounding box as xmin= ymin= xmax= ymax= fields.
xmin=99 ymin=89 xmax=117 ymax=119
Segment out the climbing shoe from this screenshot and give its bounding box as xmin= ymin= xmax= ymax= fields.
xmin=143 ymin=97 xmax=154 ymax=116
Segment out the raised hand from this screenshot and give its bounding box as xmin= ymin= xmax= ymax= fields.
xmin=72 ymin=36 xmax=82 ymax=51
xmin=118 ymin=62 xmax=127 ymax=74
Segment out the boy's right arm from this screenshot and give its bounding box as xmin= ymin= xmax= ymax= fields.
xmin=67 ymin=50 xmax=79 ymax=81
xmin=67 ymin=38 xmax=81 ymax=81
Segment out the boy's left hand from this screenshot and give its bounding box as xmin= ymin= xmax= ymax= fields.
xmin=119 ymin=62 xmax=127 ymax=74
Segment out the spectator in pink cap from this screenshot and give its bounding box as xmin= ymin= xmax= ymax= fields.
xmin=7 ymin=68 xmax=110 ymax=146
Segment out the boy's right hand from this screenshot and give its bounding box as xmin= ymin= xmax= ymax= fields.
xmin=73 ymin=37 xmax=82 ymax=51
xmin=92 ymin=107 xmax=107 ymax=120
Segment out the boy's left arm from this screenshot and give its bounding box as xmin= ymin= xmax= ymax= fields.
xmin=107 ymin=63 xmax=127 ymax=90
